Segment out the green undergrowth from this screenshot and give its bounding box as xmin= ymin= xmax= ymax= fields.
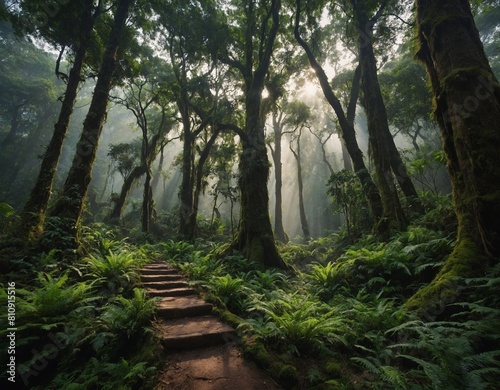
xmin=164 ymin=219 xmax=500 ymax=389
xmin=0 ymin=226 xmax=161 ymax=389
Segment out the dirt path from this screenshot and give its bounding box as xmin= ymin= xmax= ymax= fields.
xmin=155 ymin=344 xmax=280 ymax=390
xmin=140 ymin=262 xmax=281 ymax=390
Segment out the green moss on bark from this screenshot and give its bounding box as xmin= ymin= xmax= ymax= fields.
xmin=405 ymin=237 xmax=487 ymax=317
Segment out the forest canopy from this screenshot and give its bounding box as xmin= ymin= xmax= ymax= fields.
xmin=0 ymin=0 xmax=499 ymax=388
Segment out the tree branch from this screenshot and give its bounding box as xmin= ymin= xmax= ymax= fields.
xmin=254 ymin=0 xmax=280 ymax=86
xmin=55 ymin=46 xmax=68 ymax=82
xmin=347 ymin=65 xmax=361 ymax=125
xmin=217 ymin=54 xmax=248 ymax=77
xmin=217 ymin=122 xmax=247 ymax=142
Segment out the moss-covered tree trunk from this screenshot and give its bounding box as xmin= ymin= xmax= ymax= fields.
xmin=354 ymin=3 xmax=408 ymax=237
xmin=406 ymin=0 xmax=500 ymax=316
xmin=220 ymin=0 xmax=286 ymax=268
xmin=18 ymin=0 xmax=96 ymax=241
xmin=48 ymin=0 xmax=132 ymax=244
xmin=235 ymin=88 xmax=286 ymax=268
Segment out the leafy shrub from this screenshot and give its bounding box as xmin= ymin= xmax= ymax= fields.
xmin=100 ymin=288 xmax=157 ymax=340
xmin=207 ymin=274 xmax=249 ymax=313
xmin=308 ymin=261 xmax=337 ymax=297
xmin=48 ymin=357 xmax=157 ymax=390
xmin=349 ymin=270 xmax=500 ymax=390
xmin=160 ymin=240 xmax=196 ymax=261
xmin=15 ymin=272 xmax=96 ymax=327
xmin=306 ymin=226 xmax=453 ymax=300
xmin=244 ymin=293 xmax=347 ymax=356
xmin=245 ymin=269 xmax=290 ymax=293
xmin=84 ymin=250 xmax=143 ymax=295
xmin=176 ymin=251 xmax=225 ymax=280
xmin=327 ymin=169 xmax=371 ymax=236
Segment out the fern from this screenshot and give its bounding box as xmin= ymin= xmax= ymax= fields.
xmin=100 ymin=288 xmax=156 ymax=339
xmin=249 ymin=293 xmax=347 ymax=355
xmin=207 ymin=274 xmax=249 ymax=313
xmin=246 ymin=269 xmax=289 ymax=292
xmin=85 ymin=250 xmax=142 ymax=294
xmin=15 ymin=272 xmax=96 ymax=325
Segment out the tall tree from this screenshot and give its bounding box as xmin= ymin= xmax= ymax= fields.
xmin=352 ymin=0 xmax=408 ymax=235
xmin=207 ymin=138 xmax=239 ymax=237
xmin=266 ymin=82 xmax=297 ymax=244
xmin=48 ymin=0 xmax=133 ymax=245
xmin=294 ymin=0 xmax=384 ymax=232
xmin=107 ymin=140 xmax=142 ymax=220
xmin=352 ymin=0 xmax=427 ymax=231
xmin=217 ymin=0 xmax=287 ymax=268
xmin=406 ymin=0 xmax=500 ymax=315
xmin=153 ymin=0 xmax=228 ymax=240
xmin=14 ymin=0 xmax=104 ymax=240
xmin=108 ymin=59 xmax=175 ymax=232
xmin=268 ymin=108 xmax=290 ymax=243
xmin=331 ymin=67 xmax=363 ymax=172
xmin=286 ymin=101 xmax=312 ymax=241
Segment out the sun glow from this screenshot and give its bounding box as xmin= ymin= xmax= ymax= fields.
xmin=302 ymin=81 xmax=319 ymax=98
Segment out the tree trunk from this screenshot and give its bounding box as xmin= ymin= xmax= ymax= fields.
xmin=355 ymin=3 xmax=407 ymax=237
xmin=109 ymin=165 xmax=147 ymax=220
xmin=340 ymin=138 xmax=353 ymax=171
xmin=223 ymin=0 xmax=286 ymax=269
xmin=235 ymin=88 xmax=287 ymax=269
xmin=290 ymin=128 xmax=311 ymax=241
xmin=141 ymin=169 xmax=153 ymax=232
xmin=2 ymin=102 xmax=24 ymax=146
xmin=18 ymin=0 xmax=96 ymax=241
xmin=310 ymin=130 xmax=335 ymax=177
xmin=354 ymin=2 xmax=422 ymax=222
xmin=184 ymin=129 xmax=220 ymax=240
xmin=294 ymin=0 xmax=384 ymax=230
xmin=406 ymin=0 xmax=500 ymax=316
xmin=48 ymin=0 xmax=132 ymax=244
xmin=151 ymin=144 xmax=165 ymax=193
xmin=271 ymin=111 xmax=289 ymax=243
xmin=387 ymin=130 xmax=424 ymax=214
xmin=178 ymin=124 xmax=194 ymax=239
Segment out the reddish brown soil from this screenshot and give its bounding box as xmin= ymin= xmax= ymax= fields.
xmin=155 ymin=344 xmax=281 ymax=390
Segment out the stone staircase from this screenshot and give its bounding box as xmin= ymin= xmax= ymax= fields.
xmin=140 ymin=262 xmax=237 ymax=350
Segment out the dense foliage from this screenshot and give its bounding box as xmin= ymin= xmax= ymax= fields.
xmin=1 ymin=0 xmax=499 ymax=388
xmin=162 ymin=206 xmax=500 ymax=389
xmin=0 ymin=227 xmax=160 ymax=388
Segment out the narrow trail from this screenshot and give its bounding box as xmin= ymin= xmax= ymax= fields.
xmin=140 ymin=262 xmax=281 ymax=390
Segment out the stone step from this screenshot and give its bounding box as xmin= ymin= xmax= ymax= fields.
xmin=142 ymin=263 xmax=177 ymax=269
xmin=140 ymin=268 xmax=179 ymax=275
xmin=146 ymin=287 xmax=197 ymax=297
xmin=141 ymin=274 xmax=184 ymax=282
xmin=157 ymin=296 xmax=213 ymax=319
xmin=142 ymin=280 xmax=190 ymax=290
xmin=157 ymin=315 xmax=237 ymax=350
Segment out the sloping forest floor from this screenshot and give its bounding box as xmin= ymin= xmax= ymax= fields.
xmin=141 ymin=261 xmax=279 ymax=389
xmin=1 ymin=193 xmax=499 ymax=389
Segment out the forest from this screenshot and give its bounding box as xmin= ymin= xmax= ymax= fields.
xmin=0 ymin=0 xmax=499 ymax=388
